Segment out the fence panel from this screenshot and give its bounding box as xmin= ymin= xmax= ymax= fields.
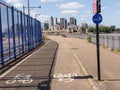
xmin=0 ymin=1 xmax=42 ymax=66
xmin=90 ymin=34 xmax=120 ymax=52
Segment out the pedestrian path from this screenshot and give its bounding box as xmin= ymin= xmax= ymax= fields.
xmin=49 ymin=36 xmax=93 ymax=90
xmin=0 ymin=36 xmax=101 ymax=90
xmin=65 ymin=36 xmax=120 ymax=90
xmin=0 ymin=38 xmax=58 ymax=90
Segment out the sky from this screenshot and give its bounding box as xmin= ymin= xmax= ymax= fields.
xmin=2 ymin=0 xmax=120 ymax=28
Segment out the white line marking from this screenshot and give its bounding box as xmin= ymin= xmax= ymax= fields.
xmin=53 ymin=73 xmax=77 ymax=83
xmin=6 ymin=74 xmax=33 ymax=84
xmin=0 ymin=40 xmax=51 ymax=79
xmin=72 ymin=50 xmax=100 ymax=90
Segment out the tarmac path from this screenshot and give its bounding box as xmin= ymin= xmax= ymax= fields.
xmin=48 ymin=35 xmax=120 ymax=90
xmin=0 ymin=39 xmax=58 ymax=90
xmin=49 ymin=36 xmax=93 ymax=90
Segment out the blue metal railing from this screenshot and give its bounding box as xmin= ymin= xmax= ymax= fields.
xmin=0 ymin=1 xmax=42 ymax=66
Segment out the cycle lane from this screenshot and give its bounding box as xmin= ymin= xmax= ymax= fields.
xmin=48 ymin=36 xmax=93 ymax=90
xmin=0 ymin=39 xmax=58 ymax=90
xmin=64 ymin=36 xmax=120 ymax=90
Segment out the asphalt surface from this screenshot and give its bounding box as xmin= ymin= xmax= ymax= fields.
xmin=0 ymin=38 xmax=58 ymax=90
xmin=0 ymin=35 xmax=119 ymax=90
xmin=49 ymin=36 xmax=93 ymax=90
xmin=48 ymin=35 xmax=120 ymax=90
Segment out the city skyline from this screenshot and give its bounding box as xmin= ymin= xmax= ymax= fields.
xmin=3 ymin=0 xmax=120 ymax=28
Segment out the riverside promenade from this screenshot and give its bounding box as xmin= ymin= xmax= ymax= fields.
xmin=0 ymin=38 xmax=58 ymax=90
xmin=0 ymin=37 xmax=92 ymax=90
xmin=48 ymin=35 xmax=120 ymax=90
xmin=0 ymin=35 xmax=120 ymax=90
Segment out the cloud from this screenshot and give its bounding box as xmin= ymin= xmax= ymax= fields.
xmin=59 ymin=2 xmax=84 ymax=9
xmin=80 ymin=14 xmax=91 ymax=21
xmin=38 ymin=14 xmax=51 ymax=23
xmin=6 ymin=0 xmax=19 ymax=3
xmin=5 ymin=0 xmax=23 ymax=8
xmin=14 ymin=2 xmax=23 ymax=8
xmin=41 ymin=0 xmax=61 ymax=3
xmin=101 ymin=6 xmax=107 ymax=10
xmin=61 ymin=10 xmax=79 ymax=14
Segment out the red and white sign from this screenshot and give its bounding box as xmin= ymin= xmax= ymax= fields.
xmin=93 ymin=0 xmax=97 ymax=14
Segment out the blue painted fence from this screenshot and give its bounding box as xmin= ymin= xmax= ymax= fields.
xmin=0 ymin=1 xmax=42 ymax=66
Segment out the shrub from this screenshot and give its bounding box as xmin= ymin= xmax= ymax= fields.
xmin=87 ymin=36 xmax=91 ymax=43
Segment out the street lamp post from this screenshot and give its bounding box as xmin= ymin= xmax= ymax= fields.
xmin=28 ymin=0 xmax=30 ymax=16
xmin=23 ymin=0 xmax=41 ymax=15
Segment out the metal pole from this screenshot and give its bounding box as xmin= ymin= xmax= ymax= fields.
xmin=0 ymin=5 xmax=4 ymax=65
xmin=28 ymin=0 xmax=31 ymax=50
xmin=96 ymin=24 xmax=101 ymax=81
xmin=23 ymin=5 xmax=25 ymax=13
xmin=28 ymin=0 xmax=30 ymax=16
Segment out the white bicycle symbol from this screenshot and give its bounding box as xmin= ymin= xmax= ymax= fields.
xmin=53 ymin=73 xmax=77 ymax=82
xmin=6 ymin=74 xmax=33 ymax=84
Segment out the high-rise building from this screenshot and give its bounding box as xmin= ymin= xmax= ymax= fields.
xmin=50 ymin=16 xmax=54 ymax=26
xmin=55 ymin=18 xmax=58 ymax=25
xmin=60 ymin=18 xmax=67 ymax=30
xmin=65 ymin=19 xmax=67 ymax=29
xmin=60 ymin=18 xmax=65 ymax=30
xmin=44 ymin=22 xmax=49 ymax=30
xmin=70 ymin=17 xmax=77 ymax=25
xmin=80 ymin=23 xmax=88 ymax=29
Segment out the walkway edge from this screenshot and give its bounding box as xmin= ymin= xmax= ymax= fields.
xmin=72 ymin=50 xmax=100 ymax=90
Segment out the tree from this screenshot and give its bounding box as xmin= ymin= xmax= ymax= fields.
xmin=88 ymin=27 xmax=96 ymax=32
xmin=81 ymin=27 xmax=86 ymax=32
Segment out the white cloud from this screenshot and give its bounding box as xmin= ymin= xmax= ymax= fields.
xmin=41 ymin=0 xmax=60 ymax=3
xmin=14 ymin=2 xmax=23 ymax=8
xmin=80 ymin=15 xmax=90 ymax=18
xmin=61 ymin=10 xmax=79 ymax=14
xmin=6 ymin=0 xmax=19 ymax=3
xmin=59 ymin=2 xmax=84 ymax=9
xmin=38 ymin=15 xmax=51 ymax=23
xmin=101 ymin=6 xmax=107 ymax=10
xmin=80 ymin=14 xmax=91 ymax=22
xmin=5 ymin=0 xmax=23 ymax=8
xmin=39 ymin=14 xmax=50 ymax=18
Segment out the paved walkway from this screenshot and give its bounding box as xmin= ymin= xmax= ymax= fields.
xmin=48 ymin=36 xmax=120 ymax=90
xmin=0 ymin=38 xmax=58 ymax=90
xmin=49 ymin=36 xmax=92 ymax=90
xmin=0 ymin=36 xmax=93 ymax=90
xmin=0 ymin=35 xmax=119 ymax=90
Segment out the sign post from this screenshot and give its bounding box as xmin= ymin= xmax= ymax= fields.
xmin=92 ymin=0 xmax=102 ymax=81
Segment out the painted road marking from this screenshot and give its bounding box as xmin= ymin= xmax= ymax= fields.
xmin=72 ymin=50 xmax=99 ymax=90
xmin=6 ymin=74 xmax=33 ymax=84
xmin=53 ymin=73 xmax=77 ymax=83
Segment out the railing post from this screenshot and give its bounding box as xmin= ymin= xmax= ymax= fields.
xmin=27 ymin=15 xmax=31 ymax=50
xmin=0 ymin=4 xmax=4 ymax=65
xmin=11 ymin=6 xmax=16 ymax=59
xmin=7 ymin=6 xmax=11 ymax=59
xmin=20 ymin=12 xmax=24 ymax=54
